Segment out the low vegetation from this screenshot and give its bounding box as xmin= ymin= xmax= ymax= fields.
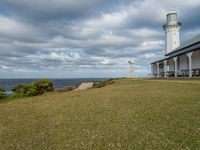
xmin=93 ymin=79 xmax=115 ymax=88
xmin=0 ymin=79 xmax=54 ymax=101
xmin=0 ymin=88 xmax=5 ymax=93
xmin=0 ymin=88 xmax=6 ymax=99
xmin=0 ymin=79 xmax=200 ymax=149
xmin=11 ymin=84 xmax=38 ymax=97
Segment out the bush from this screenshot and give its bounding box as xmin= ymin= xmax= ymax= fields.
xmin=33 ymin=79 xmax=54 ymax=95
xmin=0 ymin=88 xmax=6 ymax=93
xmin=11 ymin=79 xmax=54 ymax=97
xmin=0 ymin=92 xmax=6 ymax=99
xmin=24 ymin=84 xmax=38 ymax=96
xmin=11 ymin=84 xmax=27 ymax=95
xmin=11 ymin=84 xmax=38 ymax=96
xmin=0 ymin=88 xmax=6 ymax=99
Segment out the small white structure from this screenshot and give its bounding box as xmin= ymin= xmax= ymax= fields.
xmin=151 ymin=10 xmax=200 ymax=78
xmin=128 ymin=60 xmax=135 ymax=78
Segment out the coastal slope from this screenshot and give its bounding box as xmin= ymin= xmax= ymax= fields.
xmin=0 ymin=79 xmax=200 ymax=149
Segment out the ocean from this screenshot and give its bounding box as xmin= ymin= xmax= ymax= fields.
xmin=0 ymin=78 xmax=108 ymax=91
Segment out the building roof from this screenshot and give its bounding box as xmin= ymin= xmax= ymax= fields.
xmin=166 ymin=34 xmax=200 ymax=56
xmin=151 ymin=34 xmax=200 ymax=64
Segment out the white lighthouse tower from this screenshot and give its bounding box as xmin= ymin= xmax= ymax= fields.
xmin=163 ymin=10 xmax=181 ymax=54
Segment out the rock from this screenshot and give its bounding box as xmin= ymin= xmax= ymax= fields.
xmin=56 ymin=86 xmax=76 ymax=92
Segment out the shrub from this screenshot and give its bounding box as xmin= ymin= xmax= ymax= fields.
xmin=11 ymin=84 xmax=27 ymax=95
xmin=23 ymin=84 xmax=38 ymax=96
xmin=0 ymin=92 xmax=6 ymax=99
xmin=0 ymin=88 xmax=5 ymax=93
xmin=33 ymin=79 xmax=54 ymax=95
xmin=11 ymin=84 xmax=38 ymax=96
xmin=0 ymin=88 xmax=6 ymax=99
xmin=11 ymin=79 xmax=54 ymax=97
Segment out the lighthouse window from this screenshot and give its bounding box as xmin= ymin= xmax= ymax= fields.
xmin=171 ymin=14 xmax=176 ymax=22
xmin=171 ymin=15 xmax=174 ymax=21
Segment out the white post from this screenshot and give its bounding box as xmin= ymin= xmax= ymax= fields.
xmin=164 ymin=60 xmax=167 ymax=78
xmin=173 ymin=57 xmax=178 ymax=78
xmin=157 ymin=62 xmax=160 ymax=78
xmin=187 ymin=52 xmax=193 ymax=77
xmin=151 ymin=64 xmax=154 ymax=77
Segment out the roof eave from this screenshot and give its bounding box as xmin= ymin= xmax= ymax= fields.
xmin=166 ymin=41 xmax=200 ymax=56
xmin=151 ymin=42 xmax=200 ymax=64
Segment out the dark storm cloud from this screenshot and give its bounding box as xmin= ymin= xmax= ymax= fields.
xmin=0 ymin=0 xmax=200 ymax=78
xmin=180 ymin=6 xmax=200 ymax=29
xmin=0 ymin=0 xmax=134 ymax=21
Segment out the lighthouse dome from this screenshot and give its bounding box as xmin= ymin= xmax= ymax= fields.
xmin=167 ymin=10 xmax=178 ymax=25
xmin=168 ymin=9 xmax=177 ymax=14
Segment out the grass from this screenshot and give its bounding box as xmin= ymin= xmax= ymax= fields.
xmin=0 ymin=94 xmax=27 ymax=104
xmin=93 ymin=79 xmax=115 ymax=88
xmin=0 ymin=79 xmax=200 ymax=149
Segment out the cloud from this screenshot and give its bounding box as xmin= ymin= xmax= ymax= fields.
xmin=0 ymin=15 xmax=42 ymax=42
xmin=0 ymin=0 xmax=132 ymax=21
xmin=0 ymin=0 xmax=199 ymax=78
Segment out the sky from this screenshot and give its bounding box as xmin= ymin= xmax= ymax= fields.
xmin=0 ymin=0 xmax=200 ymax=78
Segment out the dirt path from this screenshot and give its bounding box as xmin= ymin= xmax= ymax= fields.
xmin=74 ymin=82 xmax=94 ymax=91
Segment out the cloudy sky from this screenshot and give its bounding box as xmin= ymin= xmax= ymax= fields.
xmin=0 ymin=0 xmax=200 ymax=78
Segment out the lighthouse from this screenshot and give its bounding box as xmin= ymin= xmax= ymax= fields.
xmin=151 ymin=10 xmax=200 ymax=78
xmin=163 ymin=10 xmax=181 ymax=54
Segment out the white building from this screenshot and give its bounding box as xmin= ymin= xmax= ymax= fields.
xmin=151 ymin=10 xmax=200 ymax=77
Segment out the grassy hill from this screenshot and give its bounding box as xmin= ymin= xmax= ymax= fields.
xmin=0 ymin=79 xmax=200 ymax=149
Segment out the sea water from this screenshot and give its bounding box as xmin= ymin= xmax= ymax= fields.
xmin=0 ymin=78 xmax=107 ymax=91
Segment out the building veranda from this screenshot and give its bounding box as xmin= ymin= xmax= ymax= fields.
xmin=151 ymin=10 xmax=200 ymax=78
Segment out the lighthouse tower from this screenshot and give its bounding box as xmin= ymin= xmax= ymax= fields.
xmin=163 ymin=10 xmax=181 ymax=54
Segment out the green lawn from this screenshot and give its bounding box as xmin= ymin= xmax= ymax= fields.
xmin=0 ymin=79 xmax=200 ymax=149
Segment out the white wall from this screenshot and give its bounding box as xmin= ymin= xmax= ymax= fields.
xmin=167 ymin=59 xmax=174 ymax=71
xmin=152 ymin=64 xmax=158 ymax=74
xmin=165 ymin=28 xmax=180 ymax=54
xmin=179 ymin=55 xmax=188 ymax=70
xmin=192 ymin=50 xmax=200 ymax=69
